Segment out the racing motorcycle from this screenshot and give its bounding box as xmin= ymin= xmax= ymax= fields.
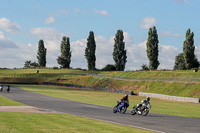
xmin=131 ymin=103 xmax=151 ymax=116
xmin=113 ymin=101 xmax=129 ymax=114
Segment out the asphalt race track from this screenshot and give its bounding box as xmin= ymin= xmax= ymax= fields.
xmin=1 ymin=86 xmax=200 ymax=133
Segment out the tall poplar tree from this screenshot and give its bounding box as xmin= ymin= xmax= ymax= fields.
xmin=183 ymin=29 xmax=195 ymax=69
xmin=113 ymin=30 xmax=127 ymax=71
xmin=85 ymin=31 xmax=96 ymax=70
xmin=57 ymin=36 xmax=72 ymax=68
xmin=146 ymin=26 xmax=160 ymax=70
xmin=37 ymin=39 xmax=47 ymax=67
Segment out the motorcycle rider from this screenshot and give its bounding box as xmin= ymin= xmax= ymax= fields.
xmin=0 ymin=85 xmax=3 ymax=92
xmin=142 ymin=97 xmax=150 ymax=106
xmin=137 ymin=97 xmax=151 ymax=110
xmin=6 ymin=85 xmax=10 ymax=93
xmin=116 ymin=94 xmax=129 ymax=107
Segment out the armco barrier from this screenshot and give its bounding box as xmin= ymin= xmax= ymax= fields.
xmin=1 ymin=82 xmax=134 ymax=95
xmin=43 ymin=82 xmax=134 ymax=95
xmin=139 ymin=92 xmax=199 ymax=103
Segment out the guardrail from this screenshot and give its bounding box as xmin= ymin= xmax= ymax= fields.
xmin=139 ymin=92 xmax=199 ymax=103
xmin=43 ymin=82 xmax=134 ymax=95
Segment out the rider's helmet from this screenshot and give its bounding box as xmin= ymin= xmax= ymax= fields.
xmin=146 ymin=97 xmax=150 ymax=101
xmin=125 ymin=94 xmax=128 ymax=99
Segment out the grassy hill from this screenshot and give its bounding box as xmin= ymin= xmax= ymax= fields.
xmin=0 ymin=68 xmax=200 ymax=98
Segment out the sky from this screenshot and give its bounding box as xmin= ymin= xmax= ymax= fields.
xmin=0 ymin=0 xmax=200 ymax=70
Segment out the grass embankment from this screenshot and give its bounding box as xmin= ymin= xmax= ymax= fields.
xmin=15 ymin=85 xmax=200 ymax=118
xmin=100 ymin=70 xmax=200 ymax=78
xmin=1 ymin=68 xmax=200 ymax=98
xmin=55 ymin=76 xmax=200 ymax=98
xmin=1 ymin=68 xmax=200 ymax=78
xmin=0 ymin=112 xmax=152 ymax=133
xmin=0 ymin=68 xmax=99 ymax=83
xmin=0 ymin=68 xmax=99 ymax=77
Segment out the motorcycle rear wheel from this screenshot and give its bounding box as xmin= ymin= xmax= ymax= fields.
xmin=142 ymin=109 xmax=149 ymax=116
xmin=121 ymin=107 xmax=127 ymax=114
xmin=131 ymin=109 xmax=136 ymax=115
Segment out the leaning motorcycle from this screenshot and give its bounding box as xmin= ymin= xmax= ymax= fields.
xmin=113 ymin=101 xmax=129 ymax=114
xmin=131 ymin=103 xmax=151 ymax=116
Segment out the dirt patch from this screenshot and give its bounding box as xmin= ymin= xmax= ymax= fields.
xmin=0 ymin=106 xmax=59 ymax=113
xmin=57 ymin=78 xmax=68 ymax=82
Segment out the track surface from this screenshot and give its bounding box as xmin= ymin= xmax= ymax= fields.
xmin=0 ymin=86 xmax=200 ymax=133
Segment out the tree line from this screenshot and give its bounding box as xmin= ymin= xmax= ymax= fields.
xmin=24 ymin=27 xmax=199 ymax=71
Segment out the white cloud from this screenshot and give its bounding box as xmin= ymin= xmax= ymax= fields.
xmin=140 ymin=17 xmax=157 ymax=29
xmin=159 ymin=45 xmax=179 ymax=69
xmin=27 ymin=43 xmax=32 ymax=47
xmin=45 ymin=16 xmax=55 ymax=24
xmin=126 ymin=41 xmax=148 ymax=70
xmin=127 ymin=41 xmax=179 ymax=70
xmin=195 ymin=45 xmax=200 ymax=61
xmin=0 ymin=41 xmax=38 ymax=68
xmin=0 ymin=31 xmax=6 ymax=40
xmin=0 ymin=31 xmax=18 ymax=48
xmin=173 ymin=0 xmax=190 ymax=4
xmin=30 ymin=27 xmax=64 ymax=51
xmin=94 ymin=10 xmax=109 ymax=16
xmin=75 ymin=8 xmax=86 ymax=14
xmin=160 ymin=31 xmax=180 ymax=37
xmin=0 ymin=18 xmax=20 ymax=33
xmin=71 ymin=38 xmax=87 ymax=69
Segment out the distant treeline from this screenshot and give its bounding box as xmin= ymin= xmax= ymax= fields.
xmin=23 ymin=27 xmax=199 ymax=71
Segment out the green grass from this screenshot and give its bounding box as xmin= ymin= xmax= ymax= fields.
xmin=0 ymin=112 xmax=153 ymax=133
xmin=0 ymin=96 xmax=25 ymax=106
xmin=15 ymin=84 xmax=200 ymax=118
xmin=1 ymin=68 xmax=200 ymax=78
xmin=56 ymin=76 xmax=200 ymax=98
xmin=100 ymin=70 xmax=200 ymax=78
xmin=1 ymin=69 xmax=200 ymax=98
xmin=0 ymin=68 xmax=99 ymax=76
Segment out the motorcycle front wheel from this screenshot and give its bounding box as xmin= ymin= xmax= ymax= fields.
xmin=113 ymin=106 xmax=117 ymax=113
xmin=131 ymin=109 xmax=136 ymax=115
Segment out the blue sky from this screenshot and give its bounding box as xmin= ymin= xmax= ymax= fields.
xmin=0 ymin=0 xmax=200 ymax=70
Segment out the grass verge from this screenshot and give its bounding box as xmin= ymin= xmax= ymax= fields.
xmin=0 ymin=96 xmax=25 ymax=106
xmin=15 ymin=84 xmax=200 ymax=118
xmin=0 ymin=112 xmax=153 ymax=133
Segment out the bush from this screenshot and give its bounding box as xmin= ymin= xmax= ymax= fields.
xmin=141 ymin=64 xmax=149 ymax=71
xmin=101 ymin=64 xmax=116 ymax=71
xmin=74 ymin=68 xmax=87 ymax=71
xmin=53 ymin=67 xmax=59 ymax=69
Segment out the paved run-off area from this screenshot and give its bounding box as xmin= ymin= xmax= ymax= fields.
xmin=0 ymin=106 xmax=58 ymax=113
xmin=0 ymin=86 xmax=200 ymax=133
